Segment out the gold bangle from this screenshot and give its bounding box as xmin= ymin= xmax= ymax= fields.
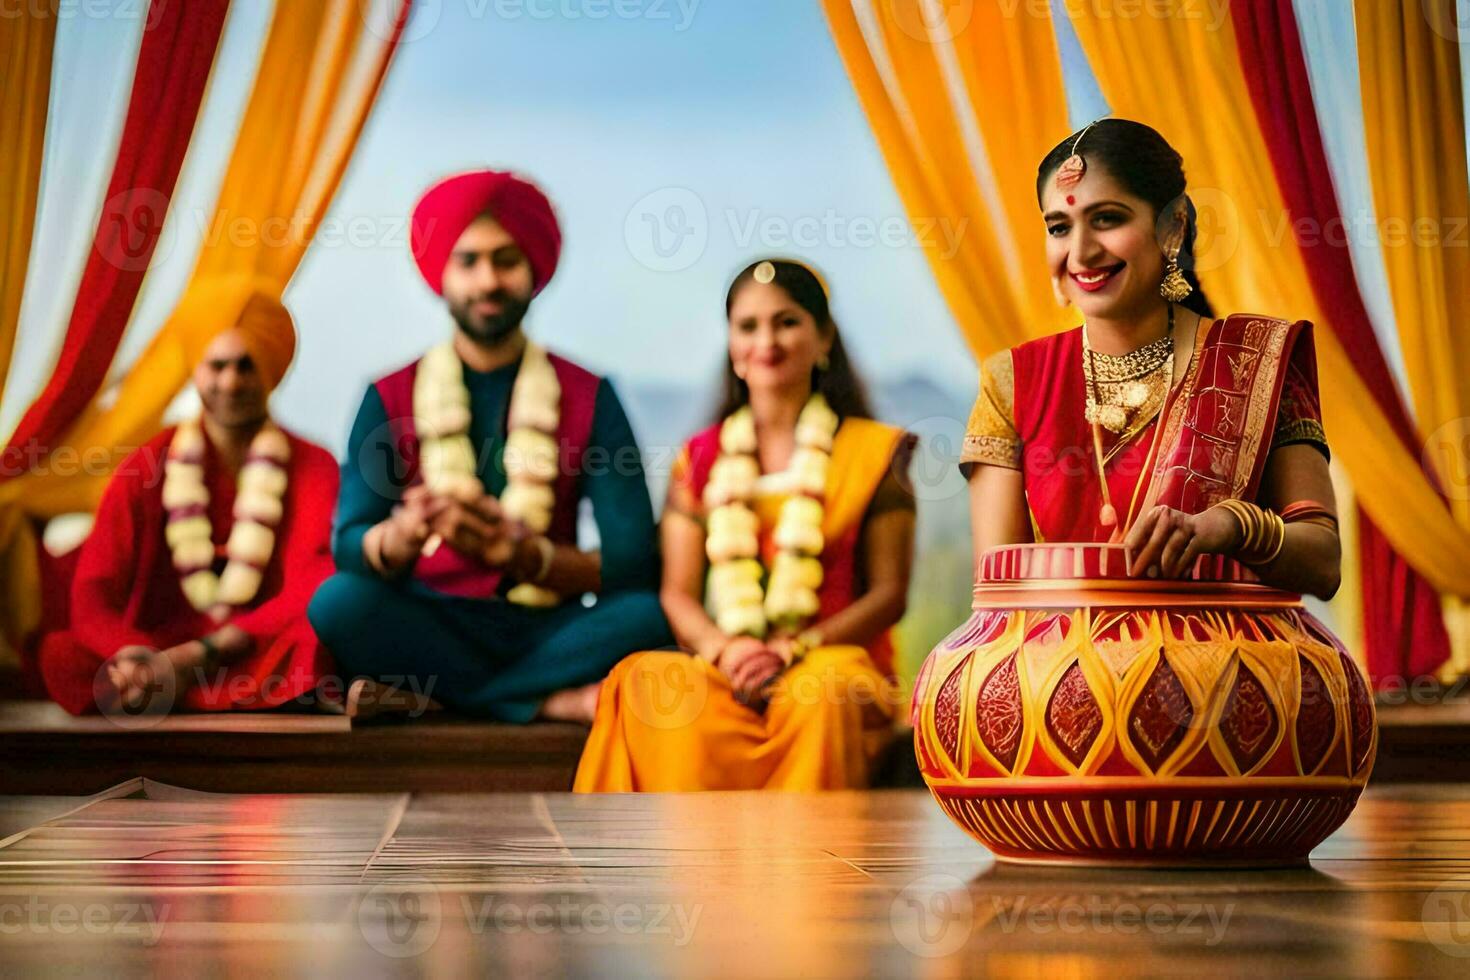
xmin=1216 ymin=499 xmax=1285 ymax=565
xmin=1259 ymin=510 xmax=1286 ymax=564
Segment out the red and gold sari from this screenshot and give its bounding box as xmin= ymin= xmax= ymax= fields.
xmin=911 ymin=315 xmax=1374 ymax=864
xmin=574 ymin=417 xmax=912 ymax=792
xmin=964 ymin=314 xmax=1329 ymax=542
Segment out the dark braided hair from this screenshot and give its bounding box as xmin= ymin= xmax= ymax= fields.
xmin=1036 ymin=119 xmax=1215 ymax=319
xmin=713 ymin=259 xmax=873 ymax=424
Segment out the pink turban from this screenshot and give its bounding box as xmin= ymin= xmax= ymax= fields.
xmin=410 ymin=169 xmax=562 ymax=296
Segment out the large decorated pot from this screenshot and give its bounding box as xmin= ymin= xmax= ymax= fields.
xmin=912 ymin=543 xmax=1376 ymax=867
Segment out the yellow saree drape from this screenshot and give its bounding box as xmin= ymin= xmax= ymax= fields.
xmin=574 ymin=419 xmax=905 ymax=792
xmin=1354 ymin=0 xmax=1470 ymax=678
xmin=818 ymin=0 xmax=1077 ymax=357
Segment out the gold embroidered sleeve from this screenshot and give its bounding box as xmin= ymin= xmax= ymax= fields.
xmin=1270 ymin=352 xmax=1330 ymax=462
xmin=961 ymin=350 xmax=1021 ymax=471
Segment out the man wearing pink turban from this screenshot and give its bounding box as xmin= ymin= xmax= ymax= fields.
xmin=40 ymin=277 xmax=340 ymax=716
xmin=309 ymin=169 xmax=670 ymax=722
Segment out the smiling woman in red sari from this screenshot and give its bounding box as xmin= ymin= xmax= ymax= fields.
xmin=965 ymin=118 xmax=1340 ymax=594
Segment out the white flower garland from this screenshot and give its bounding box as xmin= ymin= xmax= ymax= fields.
xmin=704 ymin=394 xmax=838 ymax=638
xmin=163 ymin=419 xmax=290 ymax=621
xmin=413 ymin=339 xmax=562 ymax=606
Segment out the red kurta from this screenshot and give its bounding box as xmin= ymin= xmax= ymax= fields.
xmin=39 ymin=425 xmax=338 ymax=714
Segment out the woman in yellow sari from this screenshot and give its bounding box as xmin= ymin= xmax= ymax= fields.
xmin=573 ymin=259 xmax=916 ymax=791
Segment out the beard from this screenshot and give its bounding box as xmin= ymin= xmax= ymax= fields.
xmin=200 ymin=389 xmax=268 ymax=430
xmin=448 ymin=290 xmax=532 ymax=346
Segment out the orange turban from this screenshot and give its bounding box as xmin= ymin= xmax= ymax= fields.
xmin=410 ymin=169 xmax=562 ymax=296
xmin=175 ymin=275 xmax=297 ymax=390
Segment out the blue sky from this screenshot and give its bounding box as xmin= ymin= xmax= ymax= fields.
xmin=9 ymin=0 xmax=1109 ymax=453
xmin=276 ymin=0 xmax=1106 ymax=449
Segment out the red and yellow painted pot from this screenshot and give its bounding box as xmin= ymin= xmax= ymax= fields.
xmin=912 ymin=543 xmax=1375 ymax=867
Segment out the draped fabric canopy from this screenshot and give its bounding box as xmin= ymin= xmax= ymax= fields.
xmin=1353 ymin=0 xmax=1470 ymax=679
xmin=821 ymin=0 xmax=1470 ymax=683
xmin=1232 ymin=0 xmax=1451 ymax=686
xmin=820 ymin=0 xmax=1076 ymax=360
xmin=0 ymin=0 xmax=231 ymax=483
xmin=0 ymin=9 xmax=57 ymax=419
xmin=0 ymin=0 xmax=411 ymax=652
xmin=0 ymin=7 xmax=57 ymax=658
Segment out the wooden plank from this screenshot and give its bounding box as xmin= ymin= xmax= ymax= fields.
xmin=0 ymin=787 xmax=1467 ymax=975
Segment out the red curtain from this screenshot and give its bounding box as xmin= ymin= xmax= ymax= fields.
xmin=1231 ymin=0 xmax=1450 ymax=685
xmin=0 ymin=0 xmax=230 ymax=474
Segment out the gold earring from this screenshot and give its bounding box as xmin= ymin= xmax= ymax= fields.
xmin=1160 ymin=249 xmax=1192 ymax=302
xmin=817 ymin=353 xmax=831 ymax=371
xmin=1051 ymin=274 xmax=1070 ymax=308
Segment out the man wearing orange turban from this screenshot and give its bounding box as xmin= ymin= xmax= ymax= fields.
xmin=39 ymin=276 xmax=341 ymax=716
xmin=308 ymin=169 xmax=671 ymax=722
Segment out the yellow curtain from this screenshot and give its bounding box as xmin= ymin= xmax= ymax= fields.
xmin=0 ymin=5 xmax=56 ymax=413
xmin=0 ymin=0 xmax=407 ymax=643
xmin=1042 ymin=4 xmax=1470 ymax=605
xmin=818 ymin=0 xmax=1075 ymax=356
xmin=822 ymin=0 xmax=1470 ymax=611
xmin=1354 ymin=0 xmax=1470 ymax=678
xmin=0 ymin=6 xmax=57 ymax=658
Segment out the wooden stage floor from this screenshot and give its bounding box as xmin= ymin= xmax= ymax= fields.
xmin=1 ymin=782 xmax=1469 ymax=976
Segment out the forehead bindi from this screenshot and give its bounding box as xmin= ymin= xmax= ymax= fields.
xmin=1042 ymin=167 xmax=1138 ymax=218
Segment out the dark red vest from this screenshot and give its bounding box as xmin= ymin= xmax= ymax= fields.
xmin=373 ymin=350 xmax=600 ymax=599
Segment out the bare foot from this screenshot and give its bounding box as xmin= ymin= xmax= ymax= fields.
xmin=538 ymin=682 xmax=602 ymax=724
xmin=345 ymin=678 xmax=443 ymax=722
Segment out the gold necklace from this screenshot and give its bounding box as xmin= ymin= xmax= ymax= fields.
xmin=1083 ymin=305 xmax=1175 ymax=434
xmin=1083 ymin=304 xmax=1177 ymax=534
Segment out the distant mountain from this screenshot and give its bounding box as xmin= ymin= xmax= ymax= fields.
xmin=614 ymin=373 xmax=972 ymax=465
